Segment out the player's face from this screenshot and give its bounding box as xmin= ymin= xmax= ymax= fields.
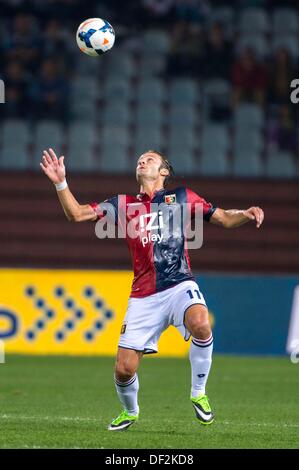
xmin=136 ymin=152 xmax=164 ymax=182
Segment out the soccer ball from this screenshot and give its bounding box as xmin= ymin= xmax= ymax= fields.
xmin=76 ymin=18 xmax=115 ymax=56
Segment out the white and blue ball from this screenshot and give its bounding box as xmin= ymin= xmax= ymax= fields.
xmin=76 ymin=18 xmax=115 ymax=56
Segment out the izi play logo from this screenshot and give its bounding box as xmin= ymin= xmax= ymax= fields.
xmin=140 ymin=211 xmax=164 ymax=247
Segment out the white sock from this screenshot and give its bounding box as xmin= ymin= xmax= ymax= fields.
xmin=189 ymin=334 xmax=213 ymax=397
xmin=114 ymin=373 xmax=139 ymax=416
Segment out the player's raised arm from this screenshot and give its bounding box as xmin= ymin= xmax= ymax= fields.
xmin=40 ymin=148 xmax=97 ymax=222
xmin=210 ymin=207 xmax=264 ymax=229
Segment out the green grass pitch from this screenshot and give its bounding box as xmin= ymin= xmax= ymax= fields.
xmin=1 ymin=354 xmax=299 ymax=449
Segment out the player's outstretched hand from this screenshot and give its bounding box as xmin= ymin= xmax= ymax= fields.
xmin=40 ymin=148 xmax=66 ymax=184
xmin=243 ymin=207 xmax=264 ymax=228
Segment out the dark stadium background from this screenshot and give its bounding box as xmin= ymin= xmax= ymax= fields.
xmin=0 ymin=0 xmax=298 ymax=270
xmin=1 ymin=0 xmax=299 ymax=450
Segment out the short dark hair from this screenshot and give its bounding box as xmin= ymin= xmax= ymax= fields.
xmin=146 ymin=149 xmax=175 ymax=188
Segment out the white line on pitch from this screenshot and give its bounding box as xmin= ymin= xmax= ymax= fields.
xmin=0 ymin=414 xmax=98 ymax=423
xmin=1 ymin=414 xmax=299 ymax=429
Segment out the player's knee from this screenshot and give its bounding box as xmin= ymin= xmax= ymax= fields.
xmin=185 ymin=305 xmax=212 ymax=340
xmin=189 ymin=318 xmax=212 ymax=340
xmin=114 ymin=362 xmax=136 ymax=382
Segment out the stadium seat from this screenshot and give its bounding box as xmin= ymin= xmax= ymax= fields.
xmin=136 ymin=79 xmax=165 ymax=104
xmin=68 ymin=122 xmax=96 ymax=146
xmin=33 ymin=121 xmax=64 ymax=165
xmin=71 ymin=77 xmax=98 ymax=100
xmin=168 ymin=126 xmax=197 ymax=149
xmin=104 ymin=78 xmax=132 ymax=102
xmin=0 ymin=120 xmax=30 ymax=169
xmin=169 ymin=79 xmax=199 ymax=104
xmin=143 ymin=30 xmax=170 ymax=55
xmin=234 ymin=129 xmax=264 ymax=154
xmin=201 ymin=125 xmax=230 ymax=154
xmin=167 ymin=146 xmax=195 ymax=176
xmin=102 ymin=103 xmax=132 ymax=126
xmin=136 ymin=105 xmax=164 ymax=127
xmin=101 ymin=126 xmax=130 ymax=147
xmin=0 ymin=144 xmax=29 ymax=170
xmin=34 ymin=147 xmax=63 ymax=170
xmin=168 ymin=103 xmax=198 ymax=128
xmin=272 ymin=35 xmax=299 ymax=59
xmin=138 ymin=53 xmax=166 ymax=77
xmin=202 ymin=79 xmax=231 ymax=122
xmin=234 ymin=104 xmax=264 ymax=130
xmin=67 ymin=123 xmax=96 ymax=171
xmin=203 ymin=79 xmax=231 ymax=98
xmin=99 ymin=142 xmax=130 ymax=173
xmin=237 ymin=33 xmax=268 ymax=58
xmin=107 ymin=53 xmax=136 ymax=78
xmin=135 ymin=122 xmax=163 ymax=155
xmin=233 ymin=149 xmax=264 ymax=177
xmin=273 ymin=9 xmax=299 ymax=34
xmin=135 ymin=139 xmax=163 ymax=154
xmin=265 ymin=151 xmax=296 ymax=178
xmin=70 ymin=99 xmax=97 ymax=121
xmin=67 ymin=147 xmax=95 ymax=171
xmin=135 ymin=141 xmax=163 ymax=157
xmin=200 ymin=148 xmax=229 ymax=177
xmin=76 ymin=54 xmax=99 ymax=75
xmin=2 ymin=119 xmax=30 ymax=146
xmin=34 ymin=121 xmax=63 ymax=151
xmin=200 ymin=125 xmax=230 ymax=176
xmin=239 ymin=8 xmax=270 ymax=34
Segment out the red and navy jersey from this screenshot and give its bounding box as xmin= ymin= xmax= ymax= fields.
xmin=90 ymin=187 xmax=216 ymax=298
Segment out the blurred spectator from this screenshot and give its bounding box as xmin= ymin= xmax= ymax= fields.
xmin=202 ymin=22 xmax=233 ymax=80
xmin=167 ymin=21 xmax=203 ymax=77
xmin=232 ymin=48 xmax=268 ymax=107
xmin=0 ymin=0 xmax=36 ymax=18
xmin=213 ymin=0 xmax=236 ymax=4
xmin=175 ymin=0 xmax=211 ymax=24
xmin=42 ymin=19 xmax=74 ymax=68
xmin=32 ymin=0 xmax=96 ymax=22
xmin=141 ymin=0 xmax=175 ymax=25
xmin=143 ymin=0 xmax=174 ymax=14
xmin=29 ymin=58 xmax=69 ymax=121
xmin=267 ymin=105 xmax=297 ymax=154
xmin=267 ymin=0 xmax=295 ymax=8
xmin=238 ymin=0 xmax=266 ymax=6
xmin=3 ymin=13 xmax=41 ymax=70
xmin=268 ymin=48 xmax=297 ymax=106
xmin=1 ymin=61 xmax=29 ymax=118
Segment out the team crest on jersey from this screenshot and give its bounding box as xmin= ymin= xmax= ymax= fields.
xmin=164 ymin=194 xmax=176 ymax=204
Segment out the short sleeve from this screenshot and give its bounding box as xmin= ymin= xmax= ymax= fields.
xmin=186 ymin=188 xmax=217 ymax=222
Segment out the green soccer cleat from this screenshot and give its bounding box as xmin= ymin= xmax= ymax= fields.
xmin=108 ymin=410 xmax=139 ymax=431
xmin=191 ymin=393 xmax=215 ymax=425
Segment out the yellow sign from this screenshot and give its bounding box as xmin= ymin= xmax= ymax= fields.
xmin=0 ymin=269 xmax=190 ymax=357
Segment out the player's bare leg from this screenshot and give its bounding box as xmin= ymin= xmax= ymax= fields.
xmin=185 ymin=304 xmax=215 ymax=425
xmin=108 ymin=347 xmax=143 ymax=431
xmin=115 ymin=346 xmax=143 ymax=382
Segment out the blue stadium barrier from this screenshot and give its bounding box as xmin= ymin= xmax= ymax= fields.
xmin=195 ymin=273 xmax=299 ymax=356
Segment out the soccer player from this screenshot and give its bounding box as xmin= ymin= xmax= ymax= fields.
xmin=40 ymin=148 xmax=264 ymax=431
